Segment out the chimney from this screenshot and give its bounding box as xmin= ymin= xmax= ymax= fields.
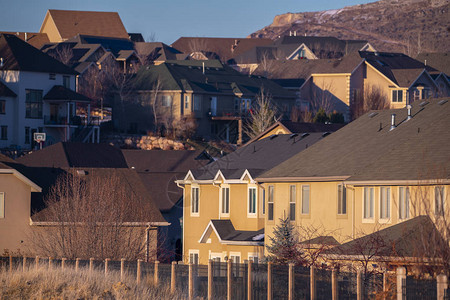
xmin=390 ymin=114 xmax=396 ymax=131
xmin=24 ymin=32 xmax=27 ymax=41
xmin=294 ymin=31 xmax=297 ymax=36
xmin=202 ymin=62 xmax=205 ymax=75
xmin=424 ymin=59 xmax=427 ymax=66
xmin=406 ymin=105 xmax=412 ymax=121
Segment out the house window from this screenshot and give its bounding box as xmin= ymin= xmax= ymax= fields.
xmin=380 ymin=187 xmax=391 ymax=219
xmin=0 ymin=126 xmax=7 ymax=140
xmin=234 ymin=98 xmax=239 ymax=111
xmin=399 ymin=187 xmax=410 ymax=220
xmin=289 ymin=185 xmax=296 ymax=221
xmin=248 ymin=254 xmax=259 ymax=263
xmin=191 ymin=187 xmax=199 ymax=215
xmin=25 ymin=89 xmax=43 ymax=119
xmin=301 ymin=185 xmax=310 ymax=214
xmin=337 ymin=184 xmax=346 ymax=215
xmin=0 ymin=192 xmax=4 ymax=218
xmin=363 ymin=187 xmax=374 ymax=219
xmin=268 ymin=186 xmax=274 ymax=221
xmin=49 ymin=73 xmax=56 ymax=80
xmin=435 ymin=186 xmax=445 ymax=217
xmin=240 ymin=99 xmax=251 ymax=112
xmin=161 ymin=95 xmax=172 ymax=107
xmin=193 ymin=95 xmax=202 ymax=111
xmin=185 ymin=95 xmax=190 ymax=109
xmin=221 ymin=187 xmax=230 ymax=215
xmin=63 ymin=76 xmax=70 ymax=88
xmin=189 ymin=250 xmax=199 ymax=264
xmin=0 ymin=100 xmax=5 ymax=114
xmin=392 ymin=90 xmax=403 ymax=102
xmin=248 ymin=187 xmax=257 ymax=215
xmin=25 ymin=127 xmax=30 ymax=144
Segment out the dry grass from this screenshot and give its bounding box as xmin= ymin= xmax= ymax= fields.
xmin=0 ymin=266 xmax=187 ymax=300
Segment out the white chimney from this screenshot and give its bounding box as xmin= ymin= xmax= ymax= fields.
xmin=202 ymin=62 xmax=205 ymax=75
xmin=390 ymin=114 xmax=396 ymax=131
xmin=406 ymin=105 xmax=412 ymax=121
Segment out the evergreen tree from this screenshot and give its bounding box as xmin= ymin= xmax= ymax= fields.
xmin=313 ymin=108 xmax=330 ymax=123
xmin=266 ymin=217 xmax=306 ymax=265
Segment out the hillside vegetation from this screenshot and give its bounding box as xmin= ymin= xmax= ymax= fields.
xmin=250 ymin=0 xmax=450 ymax=55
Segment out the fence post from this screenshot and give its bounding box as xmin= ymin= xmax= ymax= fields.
xmin=383 ymin=270 xmax=387 ymax=300
xmin=154 ymin=261 xmax=159 ymax=286
xmin=267 ymin=262 xmax=273 ymax=300
xmin=227 ymin=259 xmax=232 ymax=300
xmin=247 ymin=260 xmax=253 ymax=300
xmin=332 ymin=267 xmax=338 ymax=300
xmin=310 ymin=266 xmax=316 ymax=300
xmin=48 ymin=257 xmax=52 ymax=270
xmin=105 ymin=258 xmax=110 ymax=276
xmin=120 ymin=258 xmax=125 ymax=281
xmin=208 ymin=259 xmax=213 ymax=300
xmin=357 ymin=269 xmax=362 ymax=300
xmin=35 ymin=256 xmax=39 ymax=270
xmin=189 ymin=263 xmax=194 ymax=300
xmin=171 ymin=261 xmax=176 ymax=293
xmin=9 ymin=255 xmax=12 ymax=273
xmin=61 ymin=258 xmax=66 ymax=270
xmin=437 ymin=273 xmax=448 ymax=300
xmin=137 ymin=259 xmax=142 ymax=284
xmin=23 ymin=256 xmax=26 ymax=272
xmin=396 ymin=267 xmax=406 ymax=300
xmin=89 ymin=258 xmax=94 ymax=273
xmin=288 ymin=263 xmax=295 ymax=300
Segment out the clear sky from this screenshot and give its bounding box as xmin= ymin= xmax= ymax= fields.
xmin=0 ymin=0 xmax=376 ymax=45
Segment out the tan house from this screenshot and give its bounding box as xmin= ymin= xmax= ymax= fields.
xmin=256 ymin=99 xmax=449 ymax=252
xmin=39 ymin=9 xmax=129 ymax=43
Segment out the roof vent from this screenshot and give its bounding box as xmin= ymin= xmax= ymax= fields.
xmin=419 ymin=101 xmax=429 ymax=107
xmin=368 ymin=112 xmax=378 ymax=118
xmin=289 ymin=133 xmax=298 ymax=139
xmin=322 ymin=132 xmax=331 ymax=137
xmin=76 ymin=170 xmax=87 ymax=176
xmin=390 ymin=114 xmax=396 ymax=131
xmin=406 ymin=105 xmax=412 ymax=121
xmin=269 ymin=134 xmax=278 ymax=140
xmin=438 ymin=99 xmax=448 ymax=105
xmin=301 ymin=133 xmax=310 ymax=138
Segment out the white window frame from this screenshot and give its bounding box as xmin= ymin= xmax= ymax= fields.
xmin=363 ymin=187 xmax=374 ymax=222
xmin=220 ymin=185 xmax=230 ymax=217
xmin=191 ymin=185 xmax=200 ymax=217
xmin=247 ymin=186 xmax=257 ymax=217
xmin=392 ymin=90 xmax=403 ymax=102
xmin=398 ymin=186 xmax=410 ymax=220
xmin=189 ymin=249 xmax=199 ymax=264
xmin=435 ymin=186 xmax=445 ymax=217
xmin=161 ymin=95 xmax=173 ymax=107
xmin=229 ymin=252 xmax=241 ymax=276
xmin=301 ymin=185 xmax=310 ymax=215
xmin=0 ymin=192 xmax=4 ymax=218
xmin=248 ymin=253 xmax=259 ymax=263
xmin=261 ymin=187 xmax=265 ymax=216
xmin=289 ymin=185 xmax=296 ymax=221
xmin=337 ymin=184 xmax=347 ymax=215
xmin=379 ymin=187 xmax=391 ymax=223
xmin=184 ymin=95 xmax=190 ymax=110
xmin=267 ymin=185 xmax=274 ymax=221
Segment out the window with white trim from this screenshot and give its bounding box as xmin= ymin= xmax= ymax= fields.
xmin=363 ymin=187 xmax=374 ymax=219
xmin=191 ymin=187 xmax=199 ymax=215
xmin=161 ymin=95 xmax=173 ymax=107
xmin=392 ymin=90 xmax=403 ymax=102
xmin=337 ymin=184 xmax=346 ymax=215
xmin=221 ymin=186 xmax=230 ymax=215
xmin=261 ymin=188 xmax=265 ymax=215
xmin=248 ymin=253 xmax=259 ymax=263
xmin=184 ymin=95 xmax=190 ymax=109
xmin=435 ymin=186 xmax=445 ymax=217
xmin=268 ymin=186 xmax=274 ymax=221
xmin=399 ymin=186 xmax=410 ymax=220
xmin=0 ymin=192 xmax=4 ymax=218
xmin=248 ymin=187 xmax=257 ymax=215
xmin=301 ymin=185 xmax=310 ymax=214
xmin=189 ymin=250 xmax=199 ymax=264
xmin=289 ymin=185 xmax=296 ymax=221
xmin=380 ymin=187 xmax=390 ymax=219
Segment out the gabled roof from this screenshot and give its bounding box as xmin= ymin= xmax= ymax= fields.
xmin=65 ymin=34 xmax=134 ymax=57
xmin=44 ymin=85 xmax=91 ymax=102
xmin=122 ymin=150 xmax=210 ymax=211
xmin=134 ymin=60 xmax=295 ymax=99
xmin=135 ymin=42 xmax=187 ymax=62
xmin=0 ymin=34 xmax=77 ymax=74
xmin=416 ymin=52 xmax=450 ymax=76
xmin=327 ymin=216 xmax=445 ymax=258
xmin=189 ymin=133 xmax=327 ymax=181
xmin=0 ymin=32 xmax=50 ymax=49
xmin=171 ymin=37 xmax=273 ymax=61
xmin=259 ymin=99 xmax=450 ymax=182
xmin=0 ymin=80 xmax=16 ymax=97
xmin=0 ymin=154 xmax=41 ymax=192
xmin=40 ymin=9 xmax=129 ymax=41
xmin=199 ymin=220 xmax=264 ymax=245
xmin=17 ymin=142 xmax=128 ymax=169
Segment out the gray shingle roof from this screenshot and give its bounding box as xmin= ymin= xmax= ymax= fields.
xmin=43 ymin=85 xmax=91 ymax=102
xmin=258 ymin=99 xmax=450 ymax=181
xmin=210 ymin=220 xmax=264 ymax=242
xmin=0 ymin=80 xmax=16 ymax=97
xmin=416 ymin=52 xmax=450 ymax=76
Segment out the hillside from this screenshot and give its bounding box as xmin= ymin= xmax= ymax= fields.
xmin=250 ymin=0 xmax=450 ymax=56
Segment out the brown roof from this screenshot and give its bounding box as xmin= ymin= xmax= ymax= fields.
xmin=0 ymin=32 xmax=50 ymax=49
xmin=171 ymin=37 xmax=273 ymax=62
xmin=41 ymin=9 xmax=129 ymax=41
xmin=44 ymin=85 xmax=91 ymax=102
xmin=416 ymin=52 xmax=450 ymax=76
xmin=259 ymin=98 xmax=450 ymax=181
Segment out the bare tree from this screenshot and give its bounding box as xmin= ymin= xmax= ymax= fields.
xmin=244 ymin=88 xmax=279 ymax=139
xmin=28 ymin=171 xmax=158 ymax=260
xmin=48 ymin=45 xmax=74 ymax=66
xmin=310 ymin=80 xmax=334 ymax=115
xmin=352 ymin=84 xmax=390 ymax=119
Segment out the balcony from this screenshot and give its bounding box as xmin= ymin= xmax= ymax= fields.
xmin=44 ymin=115 xmax=100 ymax=127
xmin=208 ymin=109 xmax=251 ymax=120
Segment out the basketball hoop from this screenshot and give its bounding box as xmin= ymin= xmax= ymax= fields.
xmin=33 ymin=133 xmax=46 ymax=149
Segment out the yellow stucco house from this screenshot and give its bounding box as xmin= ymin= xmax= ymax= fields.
xmin=256 ymin=98 xmax=449 ymax=254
